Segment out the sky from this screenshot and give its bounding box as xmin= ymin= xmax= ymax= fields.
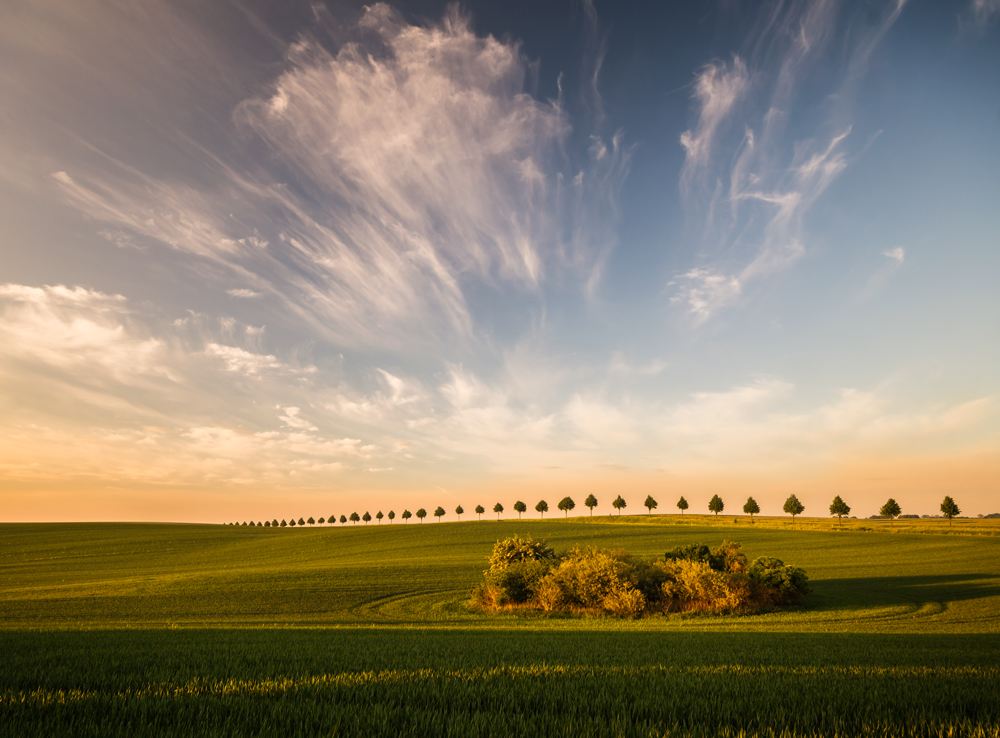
xmin=1 ymin=0 xmax=998 ymax=523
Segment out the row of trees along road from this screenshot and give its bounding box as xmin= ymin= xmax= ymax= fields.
xmin=229 ymin=495 xmax=963 ymax=527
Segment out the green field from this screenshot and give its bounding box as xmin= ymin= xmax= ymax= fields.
xmin=2 ymin=517 xmax=999 ymax=736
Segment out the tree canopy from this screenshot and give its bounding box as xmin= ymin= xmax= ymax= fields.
xmin=513 ymin=500 xmax=527 ymax=519
xmin=940 ymin=496 xmax=960 ymax=526
xmin=644 ymin=495 xmax=658 ymax=515
xmin=362 ymin=512 xmax=371 ymax=525
xmin=829 ymin=496 xmax=850 ymax=523
xmin=349 ymin=512 xmax=360 ymax=524
xmin=879 ymin=498 xmax=901 ymax=523
xmin=677 ymin=496 xmax=689 ymax=514
xmin=416 ymin=508 xmax=428 ymax=522
xmin=708 ymin=495 xmax=724 ymax=516
xmin=401 ymin=509 xmax=412 ymax=522
xmin=475 ymin=505 xmax=485 ymax=519
xmin=455 ymin=505 xmax=464 ymax=519
xmin=743 ymin=497 xmax=760 ymax=519
xmin=434 ymin=506 xmax=446 ymax=521
xmin=558 ymin=497 xmax=575 ymax=517
xmin=584 ymin=494 xmax=598 ymax=515
xmin=612 ymin=495 xmax=626 ymax=515
xmin=493 ymin=502 xmax=504 ymax=520
xmin=783 ymin=495 xmax=805 ymax=519
xmin=535 ymin=500 xmax=549 ymax=518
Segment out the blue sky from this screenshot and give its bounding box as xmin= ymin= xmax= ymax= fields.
xmin=0 ymin=0 xmax=998 ymax=522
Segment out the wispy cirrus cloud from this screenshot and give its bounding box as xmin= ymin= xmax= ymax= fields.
xmin=46 ymin=4 xmax=629 ymax=350
xmin=672 ymin=0 xmax=907 ymax=321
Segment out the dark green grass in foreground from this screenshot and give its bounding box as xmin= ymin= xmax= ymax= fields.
xmin=2 ymin=629 xmax=999 ymax=737
xmin=2 ymin=521 xmax=999 ymax=736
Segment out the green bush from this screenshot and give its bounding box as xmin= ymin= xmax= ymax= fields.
xmin=473 ymin=538 xmax=808 ymax=618
xmin=486 ymin=536 xmax=556 ymax=573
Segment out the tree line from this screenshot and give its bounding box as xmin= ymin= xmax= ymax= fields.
xmin=226 ymin=494 xmax=963 ymax=527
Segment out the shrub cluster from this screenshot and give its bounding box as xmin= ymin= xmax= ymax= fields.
xmin=472 ymin=537 xmax=810 ymax=618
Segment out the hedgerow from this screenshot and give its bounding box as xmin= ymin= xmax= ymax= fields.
xmin=472 ymin=537 xmax=810 ymax=617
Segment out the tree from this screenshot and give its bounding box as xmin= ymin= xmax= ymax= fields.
xmin=783 ymin=494 xmax=805 ymax=520
xmin=475 ymin=505 xmax=485 ymax=520
xmin=289 ymin=519 xmax=296 ymax=527
xmin=612 ymin=495 xmax=626 ymax=515
xmin=829 ymin=496 xmax=850 ymax=525
xmin=434 ymin=506 xmax=446 ymax=522
xmin=339 ymin=515 xmax=347 ymax=525
xmin=297 ymin=517 xmax=305 ymax=526
xmin=327 ymin=516 xmax=335 ymax=525
xmin=307 ymin=517 xmax=315 ymax=526
xmin=493 ymin=502 xmax=504 ymax=520
xmin=644 ymin=495 xmax=658 ymax=516
xmin=513 ymin=500 xmax=527 ymax=519
xmin=558 ymin=497 xmax=576 ymax=518
xmin=535 ymin=500 xmax=548 ymax=518
xmin=272 ymin=519 xmax=279 ymax=527
xmin=401 ymin=509 xmax=412 ymax=523
xmin=362 ymin=512 xmax=371 ymax=525
xmin=677 ymin=496 xmax=689 ymax=515
xmin=349 ymin=512 xmax=360 ymax=525
xmin=388 ymin=510 xmax=395 ymax=523
xmin=879 ymin=498 xmax=901 ymax=525
xmin=317 ymin=517 xmax=325 ymax=525
xmin=264 ymin=520 xmax=271 ymax=527
xmin=584 ymin=494 xmax=598 ymax=516
xmin=416 ymin=508 xmax=427 ymax=523
xmin=940 ymin=496 xmax=960 ymax=526
xmin=280 ymin=519 xmax=287 ymax=527
xmin=708 ymin=495 xmax=724 ymax=516
xmin=743 ymin=497 xmax=760 ymax=522
xmin=376 ymin=511 xmax=384 ymax=524
xmin=455 ymin=505 xmax=464 ymax=521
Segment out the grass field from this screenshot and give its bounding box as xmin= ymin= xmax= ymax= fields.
xmin=2 ymin=516 xmax=999 ymax=736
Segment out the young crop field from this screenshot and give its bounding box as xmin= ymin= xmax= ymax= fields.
xmin=1 ymin=518 xmax=999 ymax=736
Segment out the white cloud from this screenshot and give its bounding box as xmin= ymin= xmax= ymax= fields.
xmin=883 ymin=247 xmax=905 ymax=264
xmin=672 ymin=0 xmax=906 ymax=320
xmin=47 ymin=5 xmax=628 ymax=350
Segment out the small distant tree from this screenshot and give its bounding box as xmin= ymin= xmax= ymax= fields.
xmin=743 ymin=497 xmax=760 ymax=522
xmin=644 ymin=495 xmax=658 ymax=516
xmin=455 ymin=505 xmax=464 ymax=520
xmin=272 ymin=519 xmax=279 ymax=527
xmin=434 ymin=506 xmax=446 ymax=522
xmin=677 ymin=497 xmax=689 ymax=515
xmin=879 ymin=498 xmax=901 ymax=525
xmin=307 ymin=517 xmax=315 ymax=526
xmin=708 ymin=495 xmax=724 ymax=516
xmin=328 ymin=515 xmax=335 ymax=525
xmin=558 ymin=497 xmax=576 ymax=518
xmin=362 ymin=512 xmax=372 ymax=525
xmin=783 ymin=494 xmax=805 ymax=521
xmin=264 ymin=520 xmax=271 ymax=527
xmin=612 ymin=495 xmax=626 ymax=515
xmin=940 ymin=496 xmax=960 ymax=526
xmin=388 ymin=510 xmax=396 ymax=523
xmin=349 ymin=512 xmax=360 ymax=525
xmin=536 ymin=500 xmax=549 ymax=518
xmin=297 ymin=517 xmax=305 ymax=526
xmin=493 ymin=502 xmax=504 ymax=520
xmin=584 ymin=494 xmax=598 ymax=516
xmin=513 ymin=500 xmax=527 ymax=519
xmin=401 ymin=509 xmax=412 ymax=523
xmin=416 ymin=508 xmax=427 ymax=523
xmin=318 ymin=517 xmax=325 ymax=525
xmin=339 ymin=515 xmax=347 ymax=525
xmin=475 ymin=505 xmax=485 ymax=520
xmin=280 ymin=519 xmax=287 ymax=527
xmin=289 ymin=519 xmax=297 ymax=527
xmin=829 ymin=496 xmax=850 ymax=525
xmin=376 ymin=511 xmax=384 ymax=524
xmin=248 ymin=521 xmax=254 ymax=527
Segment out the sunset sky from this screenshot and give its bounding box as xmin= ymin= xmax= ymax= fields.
xmin=1 ymin=0 xmax=998 ymax=523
